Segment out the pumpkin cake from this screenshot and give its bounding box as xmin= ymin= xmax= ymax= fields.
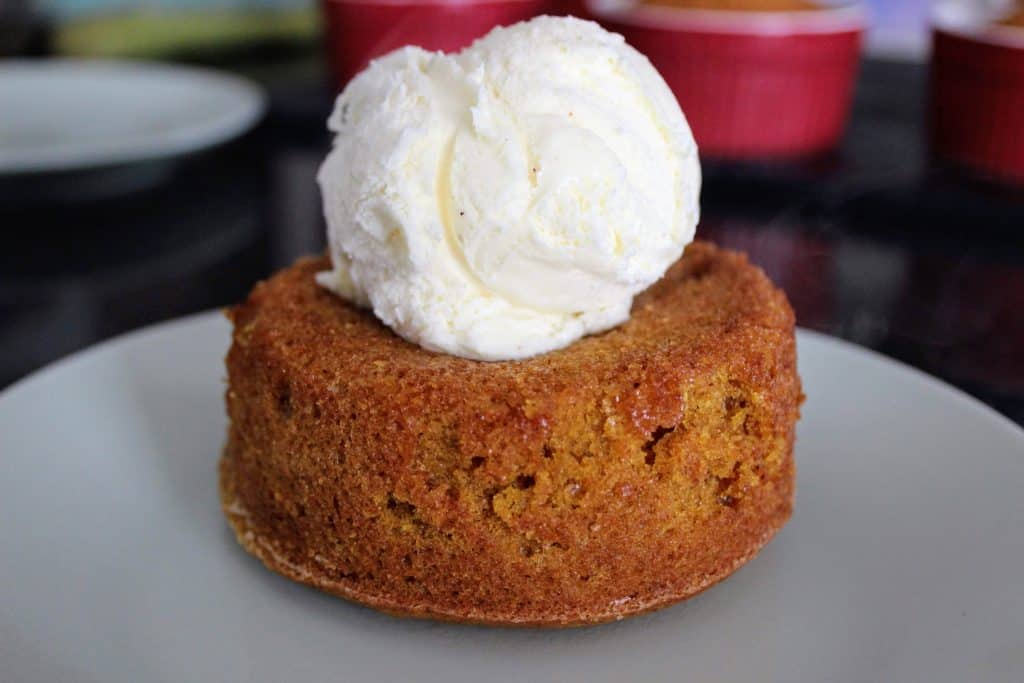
xmin=220 ymin=241 xmax=801 ymax=626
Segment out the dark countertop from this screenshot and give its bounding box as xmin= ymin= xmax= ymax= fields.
xmin=2 ymin=58 xmax=1022 ymax=425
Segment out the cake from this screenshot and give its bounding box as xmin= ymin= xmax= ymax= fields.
xmin=221 ymin=16 xmax=801 ymax=627
xmin=220 ymin=241 xmax=801 ymax=626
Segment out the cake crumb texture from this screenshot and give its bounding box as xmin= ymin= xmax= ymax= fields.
xmin=220 ymin=241 xmax=802 ymax=626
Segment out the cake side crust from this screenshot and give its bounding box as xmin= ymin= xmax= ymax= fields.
xmin=220 ymin=241 xmax=801 ymax=626
xmin=220 ymin=456 xmax=792 ymax=626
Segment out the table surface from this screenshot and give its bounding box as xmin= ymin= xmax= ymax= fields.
xmin=1 ymin=58 xmax=1022 ymax=426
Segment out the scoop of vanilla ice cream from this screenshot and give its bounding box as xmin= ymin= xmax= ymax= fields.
xmin=316 ymin=15 xmax=700 ymax=361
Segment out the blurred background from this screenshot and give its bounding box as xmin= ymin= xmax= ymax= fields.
xmin=1 ymin=0 xmax=1022 ymax=425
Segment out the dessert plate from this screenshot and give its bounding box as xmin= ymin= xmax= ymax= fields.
xmin=1 ymin=312 xmax=1022 ymax=682
xmin=0 ymin=60 xmax=265 ymax=175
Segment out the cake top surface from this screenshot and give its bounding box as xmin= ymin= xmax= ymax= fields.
xmin=232 ymin=243 xmax=794 ymax=412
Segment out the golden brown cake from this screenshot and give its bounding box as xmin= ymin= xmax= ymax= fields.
xmin=220 ymin=241 xmax=801 ymax=626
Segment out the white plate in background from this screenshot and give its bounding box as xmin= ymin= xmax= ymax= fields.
xmin=0 ymin=313 xmax=1022 ymax=682
xmin=0 ymin=59 xmax=265 ymax=174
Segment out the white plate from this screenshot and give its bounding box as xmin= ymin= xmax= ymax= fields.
xmin=1 ymin=313 xmax=1022 ymax=682
xmin=0 ymin=60 xmax=265 ymax=174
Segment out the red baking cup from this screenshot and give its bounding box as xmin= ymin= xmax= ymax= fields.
xmin=587 ymin=1 xmax=865 ymax=160
xmin=323 ymin=0 xmax=551 ymax=89
xmin=929 ymin=24 xmax=1024 ymax=186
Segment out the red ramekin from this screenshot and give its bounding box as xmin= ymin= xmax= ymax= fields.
xmin=930 ymin=3 xmax=1024 ymax=186
xmin=323 ymin=0 xmax=551 ymax=89
xmin=586 ymin=1 xmax=866 ymax=160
